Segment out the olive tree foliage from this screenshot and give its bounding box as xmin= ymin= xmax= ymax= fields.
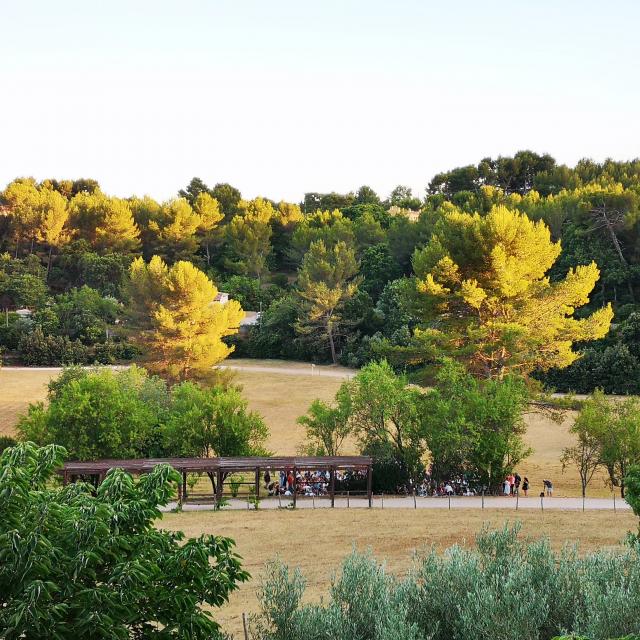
xmin=0 ymin=442 xmax=248 ymax=639
xmin=253 ymin=524 xmax=640 ymax=640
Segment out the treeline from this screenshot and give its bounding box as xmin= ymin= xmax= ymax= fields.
xmin=1 ymin=151 xmax=639 ymax=391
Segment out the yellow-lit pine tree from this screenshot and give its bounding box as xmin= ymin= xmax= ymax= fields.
xmin=128 ymin=256 xmax=244 ymax=381
xmin=412 ymin=205 xmax=613 ymax=378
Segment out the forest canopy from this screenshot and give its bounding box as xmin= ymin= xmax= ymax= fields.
xmin=2 ymin=152 xmax=639 ymax=391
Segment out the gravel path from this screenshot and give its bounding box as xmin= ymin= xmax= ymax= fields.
xmin=164 ymin=495 xmax=631 ymax=512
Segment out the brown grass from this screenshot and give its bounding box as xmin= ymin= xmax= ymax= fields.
xmin=0 ymin=360 xmax=616 ymax=495
xmin=159 ymin=508 xmax=639 ymax=637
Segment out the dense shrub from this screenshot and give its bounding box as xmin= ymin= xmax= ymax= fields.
xmin=252 ymin=525 xmax=640 ymax=640
xmin=18 ymin=327 xmax=90 ymax=365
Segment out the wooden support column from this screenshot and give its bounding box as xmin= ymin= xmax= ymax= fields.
xmin=177 ymin=480 xmax=183 ymax=508
xmin=367 ymin=464 xmax=373 ymax=508
xmin=62 ymin=469 xmax=69 ymax=487
xmin=292 ymin=466 xmax=297 ymax=508
xmin=182 ymin=472 xmax=188 ymax=502
xmin=330 ymin=466 xmax=335 ymax=508
xmin=255 ymin=467 xmax=260 ymax=499
xmin=216 ymin=469 xmax=223 ymax=503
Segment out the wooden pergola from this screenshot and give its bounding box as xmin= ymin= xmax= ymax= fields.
xmin=60 ymin=456 xmax=373 ymax=507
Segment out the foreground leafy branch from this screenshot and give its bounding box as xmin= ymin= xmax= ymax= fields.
xmin=0 ymin=442 xmax=249 ymax=639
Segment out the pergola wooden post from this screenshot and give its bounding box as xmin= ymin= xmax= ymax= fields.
xmin=182 ymin=472 xmax=188 ymax=502
xmin=367 ymin=464 xmax=373 ymax=508
xmin=330 ymin=466 xmax=336 ymax=508
xmin=216 ymin=469 xmax=223 ymax=503
xmin=254 ymin=466 xmax=260 ymax=500
xmin=292 ymin=465 xmax=298 ymax=507
xmin=62 ymin=469 xmax=69 ymax=487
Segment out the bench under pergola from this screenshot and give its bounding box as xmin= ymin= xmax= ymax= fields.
xmin=60 ymin=456 xmax=374 ymax=507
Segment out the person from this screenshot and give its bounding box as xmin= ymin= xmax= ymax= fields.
xmin=445 ymin=482 xmax=454 ymax=496
xmin=503 ymin=478 xmax=511 ymax=496
xmin=522 ymin=476 xmax=529 ymax=497
xmin=264 ymin=470 xmax=271 ymax=487
xmin=543 ymin=479 xmax=553 ymax=497
xmin=514 ymin=473 xmax=521 ymax=495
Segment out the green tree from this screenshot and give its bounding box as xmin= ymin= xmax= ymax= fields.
xmin=212 ymin=182 xmax=242 ymax=219
xmin=298 ymin=386 xmax=353 ymax=456
xmin=346 ymin=360 xmax=427 ymax=486
xmin=359 ymin=243 xmax=402 ymax=300
xmin=225 ymin=213 xmax=273 ymax=281
xmin=0 ymin=442 xmax=248 ymax=639
xmin=40 ymin=285 xmax=119 ymax=344
xmin=561 ymin=424 xmax=602 ymax=498
xmin=178 ymin=176 xmax=213 ymax=204
xmin=193 ymin=191 xmax=223 ymax=264
xmin=18 ymin=366 xmax=165 ymax=460
xmin=289 ymin=210 xmax=355 ymax=266
xmin=128 ymin=256 xmax=244 ymax=380
xmin=147 ymin=198 xmax=202 ymax=262
xmin=69 ymin=191 xmax=140 ymax=254
xmin=412 ymin=205 xmax=613 ymax=378
xmin=296 ymin=240 xmax=360 ymax=364
xmin=573 ymin=390 xmax=640 ymax=497
xmin=626 ymin=465 xmax=640 ymax=533
xmin=162 ymin=382 xmax=269 ymax=493
xmin=423 ymin=361 xmax=531 ymax=492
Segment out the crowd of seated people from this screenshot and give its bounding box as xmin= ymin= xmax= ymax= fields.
xmin=415 ymin=471 xmax=477 ymax=497
xmin=262 ymin=469 xmax=368 ymax=497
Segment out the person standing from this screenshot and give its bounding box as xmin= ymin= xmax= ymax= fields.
xmin=543 ymin=479 xmax=553 ymax=497
xmin=522 ymin=477 xmax=529 ymax=497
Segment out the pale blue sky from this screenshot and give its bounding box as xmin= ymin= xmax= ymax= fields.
xmin=1 ymin=1 xmax=639 ymax=202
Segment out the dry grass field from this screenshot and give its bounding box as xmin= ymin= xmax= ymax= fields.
xmin=0 ymin=360 xmax=614 ymax=495
xmin=160 ymin=508 xmax=639 ymax=637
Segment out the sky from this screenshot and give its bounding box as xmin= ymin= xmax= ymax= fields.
xmin=1 ymin=0 xmax=639 ymax=203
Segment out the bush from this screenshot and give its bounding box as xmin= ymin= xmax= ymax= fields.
xmin=18 ymin=327 xmax=90 ymax=365
xmin=252 ymin=524 xmax=640 ymax=640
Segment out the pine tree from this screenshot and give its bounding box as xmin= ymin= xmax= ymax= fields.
xmin=295 ymin=240 xmax=360 ymax=364
xmin=128 ymin=256 xmax=244 ymax=380
xmin=225 ymin=214 xmax=272 ymax=281
xmin=412 ymin=205 xmax=613 ymax=377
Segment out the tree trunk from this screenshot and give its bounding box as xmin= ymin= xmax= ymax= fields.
xmin=327 ymin=318 xmax=337 ymax=364
xmin=207 ymin=471 xmax=217 ymax=495
xmin=46 ymin=245 xmax=53 ymax=281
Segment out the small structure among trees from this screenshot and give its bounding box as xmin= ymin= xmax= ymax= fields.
xmin=60 ymin=455 xmax=374 ymax=507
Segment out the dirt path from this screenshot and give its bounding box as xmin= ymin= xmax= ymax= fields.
xmin=217 ymin=361 xmax=357 ymax=379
